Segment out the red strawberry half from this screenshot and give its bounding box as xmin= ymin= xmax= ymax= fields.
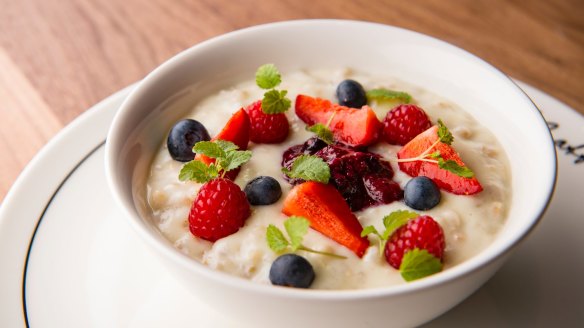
xmin=295 ymin=95 xmax=381 ymax=147
xmin=282 ymin=181 xmax=370 ymax=257
xmin=384 ymin=215 xmax=445 ymax=269
xmin=397 ymin=125 xmax=483 ymax=195
xmin=196 ymin=108 xmax=250 ymax=180
xmin=189 ymin=178 xmax=251 ymax=242
xmin=245 ymin=100 xmax=289 ymax=144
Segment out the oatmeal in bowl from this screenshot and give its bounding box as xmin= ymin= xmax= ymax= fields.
xmin=146 ymin=66 xmax=511 ymax=290
xmin=105 ymin=20 xmax=555 ymax=327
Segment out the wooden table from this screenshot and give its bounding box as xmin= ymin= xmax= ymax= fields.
xmin=0 ymin=0 xmax=582 ymax=202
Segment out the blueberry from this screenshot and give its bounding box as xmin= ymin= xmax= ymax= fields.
xmin=269 ymin=254 xmax=315 ymax=288
xmin=336 ymin=79 xmax=367 ymax=108
xmin=244 ymin=176 xmax=282 ymax=205
xmin=167 ymin=119 xmax=211 ymax=162
xmin=404 ymin=176 xmax=441 ymax=210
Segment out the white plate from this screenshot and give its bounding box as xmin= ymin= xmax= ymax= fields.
xmin=0 ymin=82 xmax=581 ymax=327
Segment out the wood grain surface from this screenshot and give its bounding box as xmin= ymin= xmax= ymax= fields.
xmin=0 ymin=0 xmax=583 ymax=202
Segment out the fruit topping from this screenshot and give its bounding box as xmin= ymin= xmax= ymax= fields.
xmin=382 ymin=104 xmax=432 ymax=145
xmin=195 ymin=108 xmax=250 ymax=180
xmin=384 ymin=215 xmax=445 ymax=279
xmin=282 ymin=181 xmax=370 ymax=257
xmin=167 ymin=119 xmax=211 ymax=162
xmin=245 ymin=100 xmax=289 ymax=144
xmin=295 ymin=95 xmax=381 ymax=146
xmin=397 ymin=121 xmax=483 ymax=195
xmin=327 ymin=149 xmax=402 ymax=211
xmin=245 ymin=64 xmax=291 ymax=144
xmin=244 ymin=176 xmax=282 ymax=206
xmin=362 ymin=174 xmax=404 ymax=206
xmin=336 ymin=79 xmax=367 ymax=108
xmin=403 ymin=176 xmax=441 ymax=210
xmin=269 ymin=253 xmax=315 ymax=288
xmin=188 ymin=177 xmax=251 ymax=242
xmin=179 ymin=140 xmax=253 ymax=242
xmin=282 ymin=142 xmax=402 ymax=211
xmin=362 ymin=211 xmax=445 ymax=281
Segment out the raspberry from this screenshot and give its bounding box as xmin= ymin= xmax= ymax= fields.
xmin=246 ymin=100 xmax=289 ymax=144
xmin=382 ymin=104 xmax=432 ymax=145
xmin=384 ymin=215 xmax=445 ymax=269
xmin=188 ymin=178 xmax=251 ymax=242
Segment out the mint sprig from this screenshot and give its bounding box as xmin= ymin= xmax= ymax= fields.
xmin=266 ymin=216 xmax=346 ymax=259
xmin=255 ymin=64 xmax=291 ymax=114
xmin=282 ymin=155 xmax=330 ymax=184
xmin=366 ymin=88 xmax=412 ymax=104
xmin=361 ymin=210 xmax=419 ymax=254
xmin=178 ymin=140 xmax=252 ymax=183
xmin=399 ymin=248 xmax=443 ymax=282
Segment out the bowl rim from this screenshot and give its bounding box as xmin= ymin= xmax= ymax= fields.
xmin=105 ymin=19 xmax=557 ymax=299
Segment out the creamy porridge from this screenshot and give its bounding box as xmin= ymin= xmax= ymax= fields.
xmin=146 ymin=68 xmax=511 ymax=289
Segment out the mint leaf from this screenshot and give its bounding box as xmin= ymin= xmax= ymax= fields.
xmin=366 ymin=88 xmax=412 ymax=104
xmin=222 ymin=149 xmax=252 ymax=172
xmin=256 ymin=64 xmax=281 ymax=89
xmin=181 ymin=140 xmax=252 ymax=181
xmin=437 ymin=158 xmax=475 ymax=178
xmin=360 ymin=225 xmax=379 ymax=238
xmin=282 ymin=155 xmax=330 ymax=184
xmin=399 ymin=248 xmax=443 ymax=282
xmin=178 ymin=160 xmax=218 ymax=183
xmin=284 ymin=216 xmax=310 ymax=251
xmin=266 ymin=217 xmax=346 ymax=259
xmin=361 ymin=210 xmax=419 ymax=256
xmin=192 ymin=141 xmax=225 ymax=159
xmin=266 ymin=224 xmax=289 ymax=253
xmin=214 ymin=139 xmax=239 ymax=152
xmin=437 ymin=119 xmax=454 ymax=145
xmin=262 ymin=89 xmax=291 ymax=114
xmin=306 ymin=123 xmax=334 ymax=144
xmin=381 ymin=210 xmax=419 ymax=240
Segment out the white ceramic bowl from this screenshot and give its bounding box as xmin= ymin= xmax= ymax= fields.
xmin=105 ymin=20 xmax=556 ymax=327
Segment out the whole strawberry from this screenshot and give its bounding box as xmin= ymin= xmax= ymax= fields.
xmin=246 ymin=100 xmax=289 ymax=143
xmin=384 ymin=215 xmax=445 ymax=269
xmin=382 ymin=104 xmax=431 ymax=145
xmin=179 ymin=139 xmax=253 ymax=242
xmin=189 ymin=178 xmax=250 ymax=242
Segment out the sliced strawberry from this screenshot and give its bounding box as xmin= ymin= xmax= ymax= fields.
xmin=282 ymin=181 xmax=370 ymax=257
xmin=397 ymin=125 xmax=483 ymax=195
xmin=295 ymin=95 xmax=381 ymax=147
xmin=196 ymin=108 xmax=250 ymax=180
